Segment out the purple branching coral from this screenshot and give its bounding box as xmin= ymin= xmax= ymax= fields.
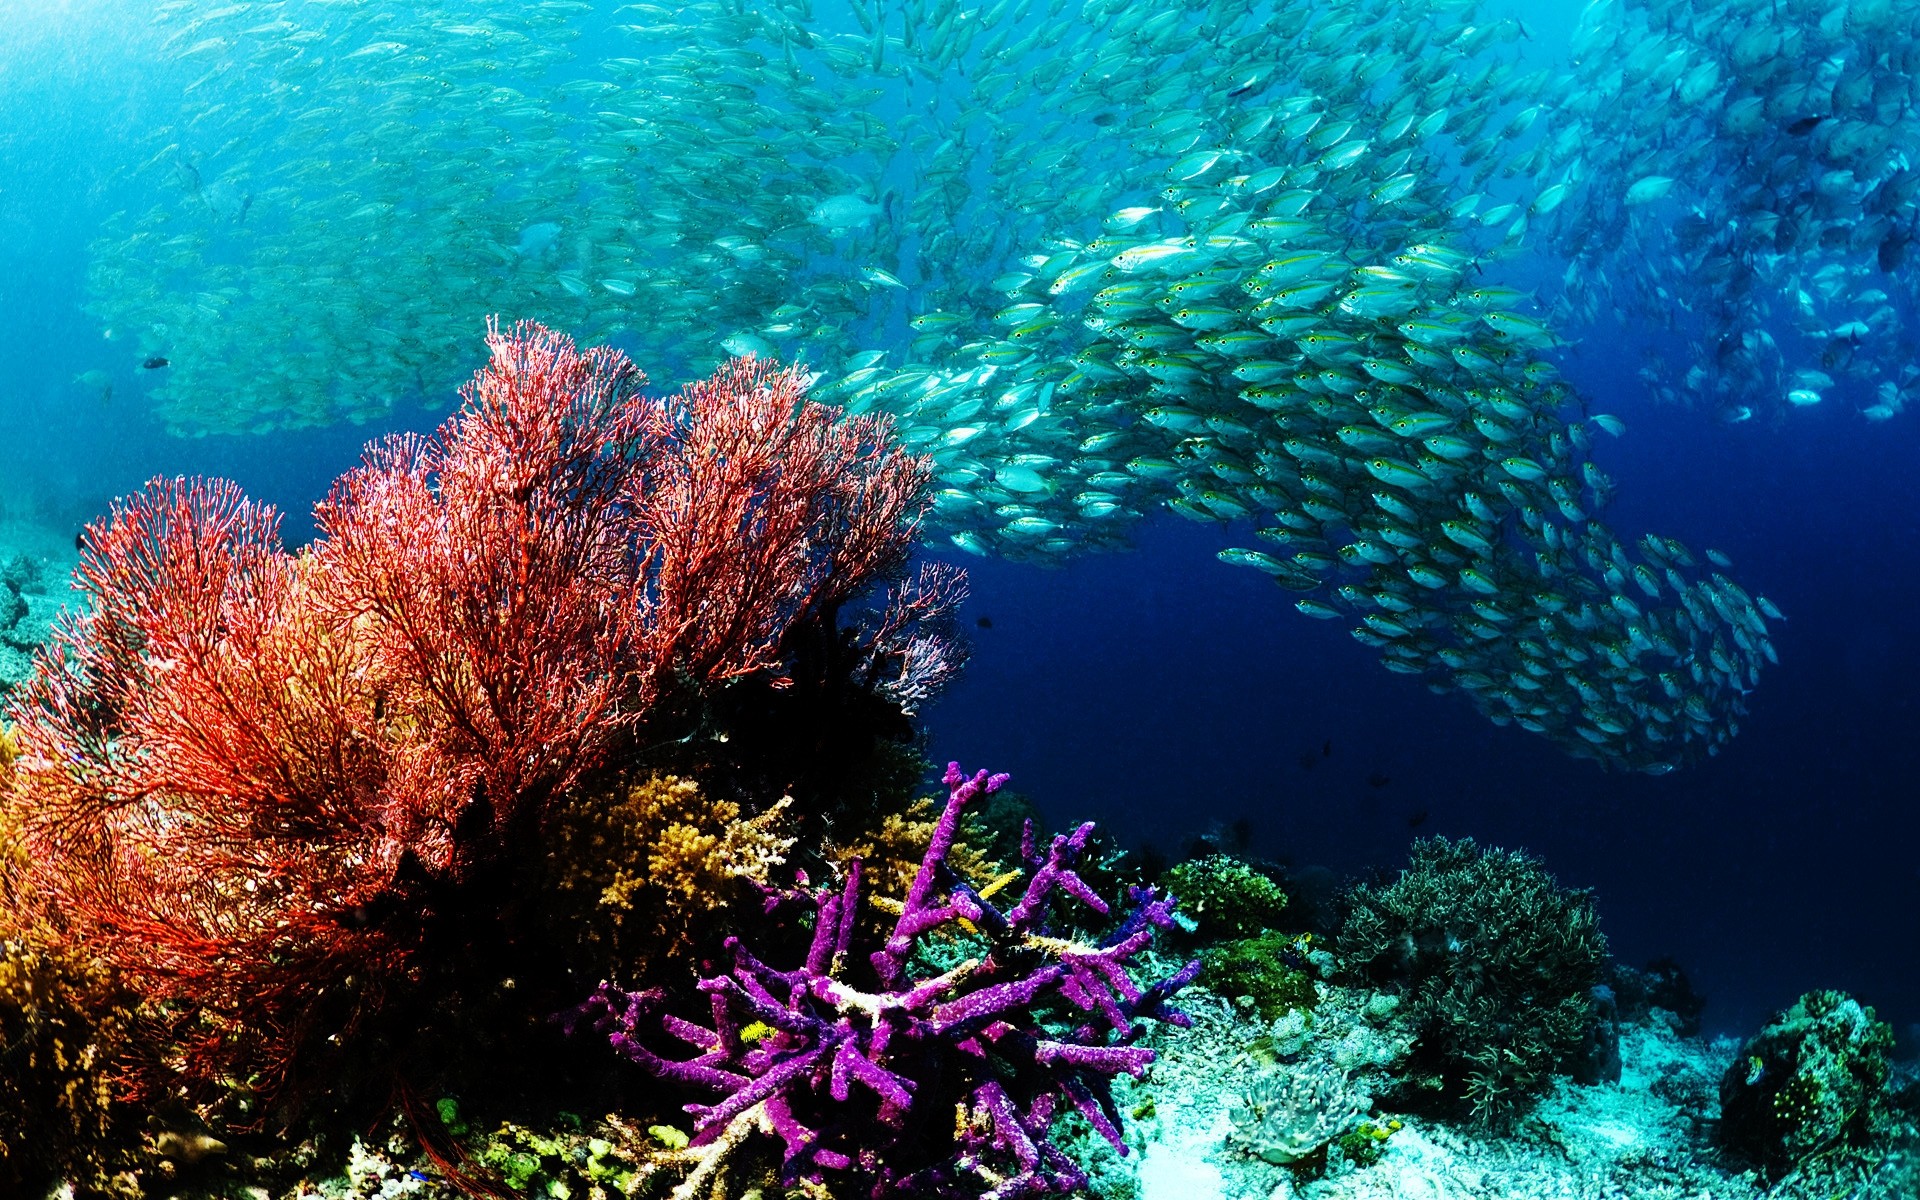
xmin=560 ymin=762 xmax=1201 ymax=1199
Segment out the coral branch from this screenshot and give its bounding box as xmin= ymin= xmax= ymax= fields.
xmin=561 ymin=763 xmax=1200 ymax=1197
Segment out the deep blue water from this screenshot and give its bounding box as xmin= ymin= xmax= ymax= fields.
xmin=931 ymin=335 xmax=1920 ymax=1042
xmin=3 ymin=0 xmax=1917 ymax=1050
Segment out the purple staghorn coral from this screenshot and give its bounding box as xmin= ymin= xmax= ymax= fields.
xmin=561 ymin=762 xmax=1201 ymax=1199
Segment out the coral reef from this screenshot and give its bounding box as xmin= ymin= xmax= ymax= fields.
xmin=562 ymin=763 xmax=1201 ymax=1199
xmin=1163 ymin=855 xmax=1291 ymax=943
xmin=1609 ymin=957 xmax=1707 ymax=1038
xmin=1336 ymin=837 xmax=1607 ymax=1126
xmin=0 ymin=938 xmax=138 ymax=1196
xmin=0 ymin=734 xmax=139 ymax=1197
xmin=1199 ymin=933 xmax=1319 ymax=1023
xmin=826 ymin=792 xmax=1001 ymax=908
xmin=1719 ymin=989 xmax=1896 ymax=1176
xmin=0 ymin=320 xmax=956 ymax=1125
xmin=1228 ymin=1065 xmax=1371 ymax=1165
xmin=0 ymin=551 xmax=64 ymax=699
xmin=542 ymin=773 xmax=796 ymax=977
xmin=1329 ymin=1119 xmax=1402 ymax=1171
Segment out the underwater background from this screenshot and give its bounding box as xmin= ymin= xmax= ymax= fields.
xmin=5 ymin=0 xmax=1914 ymax=1046
xmin=2 ymin=0 xmax=1920 ymax=1196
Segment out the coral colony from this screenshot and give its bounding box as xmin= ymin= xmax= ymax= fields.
xmin=0 ymin=317 xmax=1912 ymax=1200
xmin=563 ymin=762 xmax=1202 ymax=1199
xmin=2 ymin=320 xmax=955 ymax=1115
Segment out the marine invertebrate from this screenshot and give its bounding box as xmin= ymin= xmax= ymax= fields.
xmin=1336 ymin=837 xmax=1607 ymax=1126
xmin=316 ymin=325 xmax=932 ymax=844
xmin=1719 ymin=989 xmax=1896 ymax=1176
xmin=1163 ymin=854 xmax=1290 ymax=942
xmin=0 ymin=554 xmax=58 ymax=699
xmin=561 ymin=763 xmax=1201 ymax=1199
xmin=825 ymin=790 xmax=1001 ymax=919
xmin=0 ymin=321 xmax=947 ymax=1116
xmin=0 ymin=753 xmax=139 ymax=1196
xmin=1227 ymin=1064 xmax=1370 ymax=1166
xmin=1331 ymin=1117 xmax=1402 ymax=1170
xmin=0 ymin=939 xmax=138 ymax=1195
xmin=1199 ymin=932 xmax=1318 ymax=1023
xmin=543 ymin=772 xmax=796 ymax=973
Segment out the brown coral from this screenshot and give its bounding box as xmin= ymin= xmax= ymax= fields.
xmin=0 ymin=938 xmax=138 ymax=1195
xmin=544 ymin=773 xmax=795 ymax=974
xmin=823 ymin=795 xmax=1005 ymax=954
xmin=0 ymin=733 xmax=139 ymax=1196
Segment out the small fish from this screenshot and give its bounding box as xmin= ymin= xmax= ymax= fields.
xmin=808 ymin=193 xmax=886 ymax=229
xmin=1103 ymin=205 xmax=1161 ymax=231
xmin=141 ymin=356 xmax=169 ymax=369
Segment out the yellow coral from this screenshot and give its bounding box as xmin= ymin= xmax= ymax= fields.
xmin=0 ymin=935 xmax=136 ymax=1191
xmin=827 ymin=796 xmax=998 ymax=913
xmin=545 ymin=773 xmax=794 ymax=975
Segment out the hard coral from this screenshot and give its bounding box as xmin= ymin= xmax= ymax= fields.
xmin=1719 ymin=989 xmax=1895 ymax=1176
xmin=562 ymin=764 xmax=1201 ymax=1199
xmin=0 ymin=938 xmax=138 ymax=1197
xmin=1337 ymin=837 xmax=1606 ymax=1127
xmin=826 ymin=792 xmax=1003 ymax=953
xmin=0 ymin=320 xmax=952 ymax=1121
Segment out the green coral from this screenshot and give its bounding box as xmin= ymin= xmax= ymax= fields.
xmin=1200 ymin=933 xmax=1318 ymax=1021
xmin=1336 ymin=837 xmax=1606 ymax=1128
xmin=1164 ymin=855 xmax=1289 ymax=942
xmin=430 ymin=1102 xmax=648 ymax=1198
xmin=1719 ymin=989 xmax=1896 ymax=1177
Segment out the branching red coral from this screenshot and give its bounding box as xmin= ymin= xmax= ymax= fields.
xmin=638 ymin=354 xmax=931 ymax=690
xmin=8 ymin=478 xmax=402 ymax=1104
xmin=0 ymin=320 xmax=950 ymax=1116
xmin=315 ymin=320 xmax=662 ymax=853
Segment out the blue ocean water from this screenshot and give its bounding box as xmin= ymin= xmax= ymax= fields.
xmin=0 ymin=0 xmax=1914 ymax=1061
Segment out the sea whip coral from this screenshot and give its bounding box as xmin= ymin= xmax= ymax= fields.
xmin=562 ymin=763 xmax=1201 ymax=1199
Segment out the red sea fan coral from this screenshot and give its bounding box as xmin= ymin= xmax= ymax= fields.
xmin=638 ymin=354 xmax=931 ymax=689
xmin=8 ymin=478 xmax=406 ymax=1105
xmin=315 ymin=321 xmax=664 ymax=857
xmin=1 ymin=319 xmax=946 ymax=1113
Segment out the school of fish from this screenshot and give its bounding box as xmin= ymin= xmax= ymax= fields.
xmin=84 ymin=0 xmax=1837 ymax=771
xmin=1529 ymin=0 xmax=1920 ymax=425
